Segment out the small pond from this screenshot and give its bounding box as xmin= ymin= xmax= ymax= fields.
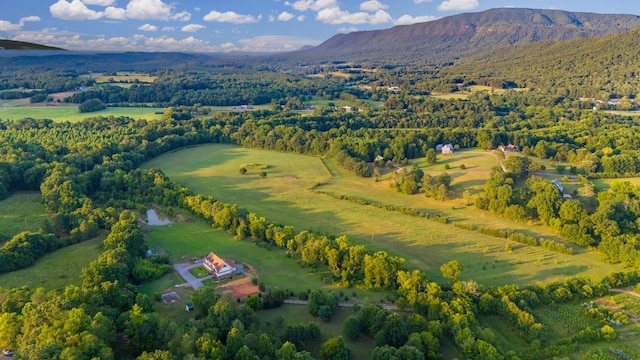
xmin=146 ymin=209 xmax=172 ymax=226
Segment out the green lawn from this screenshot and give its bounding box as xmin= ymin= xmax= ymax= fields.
xmin=141 ymin=145 xmax=623 ymax=287
xmin=0 ymin=192 xmax=48 ymax=238
xmin=143 ymin=218 xmax=345 ymax=294
xmin=0 ymin=236 xmax=104 ymax=291
xmin=0 ymin=106 xmax=165 ymax=122
xmin=258 ymin=304 xmax=374 ymax=359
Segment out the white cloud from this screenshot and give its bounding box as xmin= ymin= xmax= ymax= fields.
xmin=394 ymin=14 xmax=437 ymax=25
xmin=269 ymin=15 xmax=276 ymax=22
xmin=138 ymin=23 xmax=158 ymax=31
xmin=104 ymin=6 xmax=126 ymax=19
xmin=0 ymin=21 xmax=22 ymax=32
xmin=238 ymin=35 xmax=322 ymax=52
xmin=285 ymin=0 xmax=337 ymax=12
xmin=1 ymin=16 xmax=43 ymax=31
xmin=81 ymin=0 xmax=116 ymax=5
xmin=172 ymin=11 xmax=191 ymax=21
xmin=181 ymin=24 xmax=205 ymax=32
xmin=203 ymin=11 xmax=260 ymax=24
xmin=21 ymin=16 xmax=42 ymax=23
xmin=437 ymin=0 xmax=479 ymax=11
xmin=316 ymin=7 xmax=391 ymax=25
xmin=360 ymin=0 xmax=388 ymax=12
xmin=162 ymin=26 xmax=175 ymax=31
xmin=278 ymin=11 xmax=295 ymax=21
xmin=337 ymin=26 xmax=358 ymax=33
xmin=125 ymin=0 xmax=172 ymax=20
xmin=297 ymin=15 xmax=305 ymax=21
xmin=414 ymin=0 xmax=433 ymax=3
xmin=50 ymin=0 xmax=104 ymax=20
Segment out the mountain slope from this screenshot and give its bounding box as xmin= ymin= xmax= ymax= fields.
xmin=440 ymin=26 xmax=640 ymax=98
xmin=0 ymin=39 xmax=64 ymax=51
xmin=291 ymin=8 xmax=640 ymax=66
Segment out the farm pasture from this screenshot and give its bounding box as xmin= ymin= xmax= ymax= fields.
xmin=0 ymin=192 xmax=48 ymax=238
xmin=0 ymin=236 xmax=104 ymax=291
xmin=142 ymin=144 xmax=624 ymax=287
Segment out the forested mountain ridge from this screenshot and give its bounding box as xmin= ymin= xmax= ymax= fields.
xmin=288 ymin=8 xmax=640 ymax=66
xmin=0 ymin=39 xmax=64 ymax=51
xmin=439 ymin=26 xmax=640 ymax=99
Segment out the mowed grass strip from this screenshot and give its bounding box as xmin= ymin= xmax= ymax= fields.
xmin=142 ymin=144 xmax=623 ymax=287
xmin=0 ymin=106 xmax=165 ymax=122
xmin=0 ymin=236 xmax=104 ymax=291
xmin=0 ymin=192 xmax=48 ymax=238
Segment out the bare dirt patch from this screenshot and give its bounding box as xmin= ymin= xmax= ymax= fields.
xmin=216 ymin=264 xmax=259 ymax=298
xmin=49 ymin=91 xmax=79 ymax=102
xmin=285 ymin=175 xmax=298 ymax=180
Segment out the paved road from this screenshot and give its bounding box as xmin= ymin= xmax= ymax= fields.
xmin=173 ymin=260 xmax=213 ymax=289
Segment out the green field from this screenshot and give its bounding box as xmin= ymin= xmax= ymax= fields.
xmin=141 ymin=144 xmax=623 ymax=287
xmin=143 ymin=217 xmax=368 ymax=295
xmin=0 ymin=236 xmax=104 ymax=291
xmin=0 ymin=106 xmax=165 ymax=122
xmin=85 ymin=72 xmax=158 ymax=84
xmin=0 ymin=192 xmax=48 ymax=238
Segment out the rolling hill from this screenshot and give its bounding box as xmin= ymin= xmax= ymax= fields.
xmin=286 ymin=8 xmax=640 ymax=67
xmin=0 ymin=39 xmax=64 ymax=51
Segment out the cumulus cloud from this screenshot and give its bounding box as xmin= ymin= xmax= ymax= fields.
xmin=125 ymin=0 xmax=172 ymax=20
xmin=172 ymin=11 xmax=191 ymax=21
xmin=104 ymin=6 xmax=126 ymax=19
xmin=437 ymin=0 xmax=479 ymax=11
xmin=50 ymin=0 xmax=103 ymax=20
xmin=0 ymin=21 xmax=22 ymax=32
xmin=52 ymin=0 xmax=190 ymax=22
xmin=81 ymin=0 xmax=116 ymax=5
xmin=297 ymin=15 xmax=305 ymax=21
xmin=360 ymin=0 xmax=388 ymax=12
xmin=277 ymin=11 xmax=296 ymax=21
xmin=181 ymin=24 xmax=205 ymax=32
xmin=285 ymin=0 xmax=337 ymax=12
xmin=1 ymin=15 xmax=42 ymax=31
xmin=203 ymin=10 xmax=260 ymax=24
xmin=238 ymin=35 xmax=322 ymax=52
xmin=138 ymin=23 xmax=158 ymax=31
xmin=316 ymin=8 xmax=391 ymax=25
xmin=337 ymin=26 xmax=359 ymax=33
xmin=162 ymin=26 xmax=175 ymax=31
xmin=414 ymin=0 xmax=433 ymax=3
xmin=394 ymin=14 xmax=437 ymax=25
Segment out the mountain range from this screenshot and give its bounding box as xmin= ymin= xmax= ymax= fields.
xmin=289 ymin=8 xmax=640 ymax=67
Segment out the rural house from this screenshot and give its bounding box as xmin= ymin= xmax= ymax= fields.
xmin=203 ymin=252 xmax=237 ymax=279
xmin=442 ymin=144 xmax=455 ymax=154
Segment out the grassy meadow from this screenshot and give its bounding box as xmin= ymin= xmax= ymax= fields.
xmin=0 ymin=236 xmax=104 ymax=291
xmin=0 ymin=106 xmax=165 ymax=122
xmin=142 ymin=144 xmax=623 ymax=287
xmin=142 ymin=215 xmax=381 ymax=297
xmin=0 ymin=192 xmax=48 ymax=238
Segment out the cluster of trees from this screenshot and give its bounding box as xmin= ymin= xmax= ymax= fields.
xmin=65 ymin=72 xmax=354 ymax=107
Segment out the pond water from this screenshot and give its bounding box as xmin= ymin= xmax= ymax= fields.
xmin=146 ymin=209 xmax=171 ymax=226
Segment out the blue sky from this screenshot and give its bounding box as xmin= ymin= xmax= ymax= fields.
xmin=1 ymin=1 xmax=638 ymax=52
